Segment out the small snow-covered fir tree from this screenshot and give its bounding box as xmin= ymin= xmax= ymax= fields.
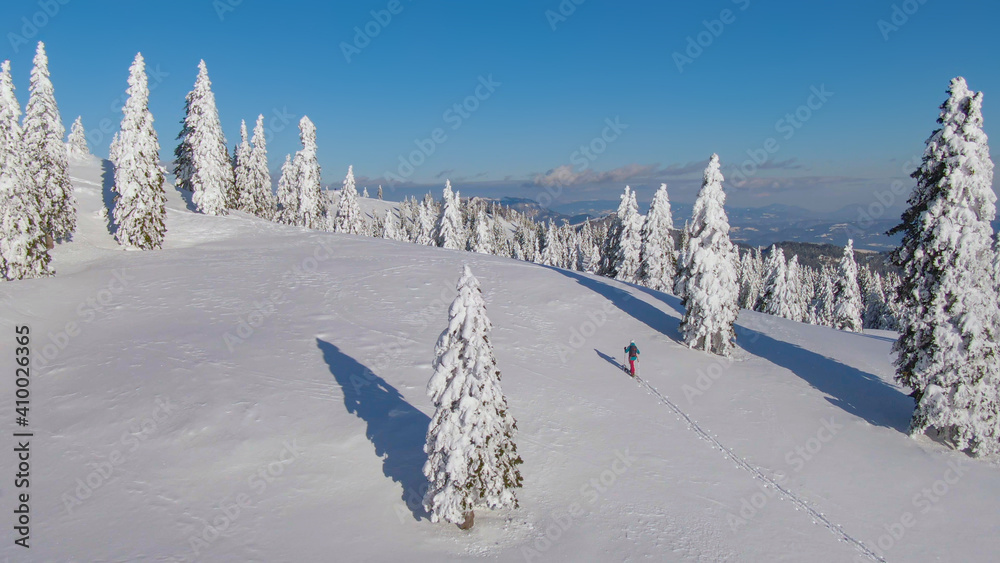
xmin=382 ymin=209 xmax=403 ymax=241
xmin=611 ymin=186 xmax=644 ymax=283
xmin=293 ymin=116 xmax=324 ymax=229
xmin=738 ymin=248 xmax=765 ymax=311
xmin=276 ymin=154 xmax=299 ymax=224
xmin=232 ymin=119 xmax=251 ymax=211
xmin=176 ymin=60 xmax=234 ymax=215
xmin=112 ymin=53 xmax=166 ymax=250
xmin=361 ymin=186 xmax=369 ymax=198
xmin=416 ymin=198 xmax=436 ymax=246
xmin=469 ymin=209 xmax=494 ymax=254
xmin=673 ymin=221 xmax=691 ymax=298
xmin=333 ymin=165 xmax=364 ymax=234
xmin=832 ymin=239 xmax=864 ymax=333
xmin=66 ymin=116 xmax=89 ymax=160
xmin=377 ymin=185 xmax=383 ymax=200
xmin=678 ymin=154 xmax=740 ymax=356
xmin=436 ymin=180 xmax=465 ymax=250
xmin=0 ymin=60 xmax=51 ymax=280
xmin=423 ymin=265 xmax=523 ymax=529
xmin=888 ymin=77 xmax=1000 ymax=456
xmin=811 ymin=266 xmax=837 ymax=327
xmin=239 ymin=114 xmax=276 ymax=219
xmin=23 ymin=42 xmax=75 ymax=242
xmin=761 ymin=246 xmax=798 ymax=320
xmin=638 ymin=183 xmax=677 ymax=292
xmin=784 ymin=256 xmax=806 ymax=322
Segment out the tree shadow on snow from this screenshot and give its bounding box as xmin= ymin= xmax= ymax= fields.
xmin=172 ymin=177 xmax=199 ymax=213
xmin=545 ymin=267 xmax=682 ymax=343
xmin=552 ymin=268 xmax=913 ymax=432
xmin=733 ymin=325 xmax=914 ymax=432
xmin=317 ymin=339 xmax=431 ymax=521
xmin=101 ymin=159 xmax=118 ymax=235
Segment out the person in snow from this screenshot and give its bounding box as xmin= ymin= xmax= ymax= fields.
xmin=624 ymin=340 xmax=640 ymax=376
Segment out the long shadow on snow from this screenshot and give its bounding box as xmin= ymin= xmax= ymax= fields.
xmin=595 ymin=349 xmax=626 ymax=372
xmin=101 ymin=159 xmax=118 ymax=235
xmin=557 ymin=268 xmax=913 ymax=432
xmin=545 ymin=266 xmax=682 ymax=342
xmin=733 ymin=325 xmax=913 ymax=432
xmin=318 ymin=339 xmax=430 ymax=521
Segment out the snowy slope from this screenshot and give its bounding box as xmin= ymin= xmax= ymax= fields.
xmin=1 ymin=158 xmax=998 ymax=562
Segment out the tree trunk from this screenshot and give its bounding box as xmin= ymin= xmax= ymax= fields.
xmin=45 ymin=233 xmax=54 ymax=250
xmin=457 ymin=510 xmax=475 ymax=530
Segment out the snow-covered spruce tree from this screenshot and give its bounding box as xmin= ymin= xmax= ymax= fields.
xmin=377 ymin=185 xmax=383 ymax=200
xmin=112 ymin=53 xmax=166 ymax=250
xmin=860 ymin=266 xmax=891 ymax=330
xmin=811 ymin=266 xmax=837 ymax=327
xmin=761 ymin=246 xmax=796 ymax=320
xmin=613 ymin=187 xmax=644 ymax=283
xmin=679 ymin=154 xmax=740 ymax=356
xmin=232 ymin=119 xmax=251 ymax=211
xmin=416 ymin=198 xmax=436 ymax=246
xmin=175 ymin=60 xmax=233 ymax=215
xmin=738 ymin=248 xmax=765 ymax=310
xmin=66 ymin=116 xmax=89 ymax=160
xmin=832 ymin=239 xmax=864 ymax=333
xmin=238 ymin=114 xmax=276 ymax=219
xmin=784 ymin=255 xmax=806 ymax=322
xmin=0 ymin=60 xmax=51 ymax=280
xmin=423 ymin=265 xmax=523 ymax=529
xmin=293 ymin=116 xmax=324 ymax=229
xmin=276 ymin=154 xmax=299 ymax=224
xmin=638 ymin=183 xmax=677 ymax=292
xmin=361 ymin=186 xmax=369 ymax=198
xmin=469 ymin=209 xmax=494 ymax=254
xmin=382 ymin=209 xmax=403 ymax=241
xmin=673 ymin=221 xmax=691 ymax=298
xmin=333 ymin=165 xmax=363 ymax=234
xmin=888 ymin=77 xmax=1000 ymax=456
xmin=23 ymin=42 xmax=75 ymax=242
xmin=436 ymin=180 xmax=465 ymax=250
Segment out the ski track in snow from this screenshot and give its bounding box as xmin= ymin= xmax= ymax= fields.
xmin=630 ymin=373 xmax=886 ymax=562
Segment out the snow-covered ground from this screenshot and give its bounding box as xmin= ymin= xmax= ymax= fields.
xmin=1 ymin=157 xmax=997 ymax=562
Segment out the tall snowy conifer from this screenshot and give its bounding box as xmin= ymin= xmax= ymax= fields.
xmin=112 ymin=53 xmax=166 ymax=250
xmin=678 ymin=155 xmax=740 ymax=356
xmin=423 ymin=266 xmax=523 ymax=529
xmin=761 ymin=246 xmax=796 ymax=320
xmin=176 ymin=61 xmax=234 ymax=215
xmin=293 ymin=116 xmax=324 ymax=229
xmin=23 ymin=42 xmax=75 ymax=241
xmin=832 ymin=239 xmax=864 ymax=333
xmin=66 ymin=116 xmax=88 ymax=159
xmin=888 ymin=77 xmax=1000 ymax=456
xmin=603 ymin=186 xmax=643 ymax=283
xmin=239 ymin=114 xmax=276 ymax=219
xmin=276 ymin=154 xmax=299 ymax=224
xmin=436 ymin=180 xmax=465 ymax=250
xmin=638 ymin=183 xmax=677 ymax=292
xmin=382 ymin=209 xmax=403 ymax=241
xmin=232 ymin=119 xmax=251 ymax=210
xmin=1 ymin=59 xmax=51 ymax=280
xmin=333 ymin=165 xmax=363 ymax=234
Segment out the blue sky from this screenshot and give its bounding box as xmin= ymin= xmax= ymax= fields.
xmin=1 ymin=0 xmax=998 ymax=212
